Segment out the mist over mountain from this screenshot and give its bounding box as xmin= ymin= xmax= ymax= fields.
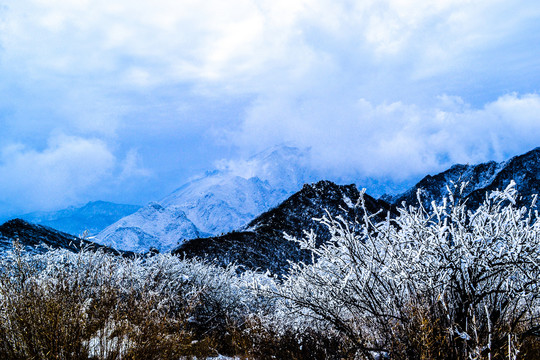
xmin=3 ymin=145 xmax=540 ymax=260
xmin=160 ymin=146 xmax=314 ymax=231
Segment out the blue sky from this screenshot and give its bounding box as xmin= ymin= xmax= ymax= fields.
xmin=1 ymin=0 xmax=540 ymax=216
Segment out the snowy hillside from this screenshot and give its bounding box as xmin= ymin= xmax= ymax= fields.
xmin=160 ymin=175 xmax=286 ymax=235
xmin=160 ymin=145 xmax=312 ymax=234
xmin=95 ymin=203 xmax=204 ymax=253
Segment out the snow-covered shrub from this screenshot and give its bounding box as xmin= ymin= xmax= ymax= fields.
xmin=279 ymin=182 xmax=540 ymax=359
xmin=0 ymin=245 xmax=272 ymax=359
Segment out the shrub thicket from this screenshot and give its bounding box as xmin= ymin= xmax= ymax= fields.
xmin=0 ymin=245 xmax=268 ymax=359
xmin=280 ymin=181 xmax=540 ymax=359
xmin=0 ymin=182 xmax=538 ymax=359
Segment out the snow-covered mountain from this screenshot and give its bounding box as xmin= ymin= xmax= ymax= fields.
xmin=160 ymin=145 xmax=312 ymax=234
xmin=160 ymin=175 xmax=283 ymax=235
xmin=14 ymin=201 xmax=141 ymax=236
xmin=95 ymin=146 xmax=314 ymax=252
xmin=95 ymin=203 xmax=205 ymax=253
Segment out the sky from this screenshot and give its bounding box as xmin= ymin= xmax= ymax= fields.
xmin=1 ymin=0 xmax=540 ymax=216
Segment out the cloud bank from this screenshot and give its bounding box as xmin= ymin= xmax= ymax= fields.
xmin=0 ymin=135 xmax=148 ymax=216
xmin=4 ymin=0 xmax=539 ymax=97
xmin=0 ymin=0 xmax=539 ymax=213
xmin=234 ymin=93 xmax=540 ymax=181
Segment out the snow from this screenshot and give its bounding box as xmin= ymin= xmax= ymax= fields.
xmin=95 ymin=203 xmax=202 ymax=253
xmin=160 ymin=145 xmax=313 ymax=234
xmin=342 ymin=195 xmax=354 ymax=208
xmin=160 ymin=175 xmax=286 ymax=235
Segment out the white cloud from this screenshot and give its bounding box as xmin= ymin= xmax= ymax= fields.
xmin=2 ymin=0 xmax=539 ymax=114
xmin=232 ymin=93 xmax=540 ymax=181
xmin=2 ymin=0 xmax=305 ymax=87
xmin=118 ymin=149 xmax=151 ymax=180
xmin=0 ymin=135 xmax=149 ymax=215
xmin=5 ymin=0 xmax=534 ymax=93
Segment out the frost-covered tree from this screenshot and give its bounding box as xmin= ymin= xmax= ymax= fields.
xmin=279 ymin=182 xmax=540 ymax=359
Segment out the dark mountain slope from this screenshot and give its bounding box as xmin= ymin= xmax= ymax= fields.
xmin=391 ymin=147 xmax=540 ymax=209
xmin=245 ymin=180 xmax=392 ymax=241
xmin=173 ymin=180 xmax=394 ymax=275
xmin=0 ymin=218 xmax=130 ymax=256
xmin=466 ymin=147 xmax=540 ymax=206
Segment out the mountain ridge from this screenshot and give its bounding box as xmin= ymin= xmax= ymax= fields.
xmin=0 ymin=218 xmax=131 ymax=256
xmin=4 ymin=146 xmax=540 ymax=265
xmin=390 ymin=147 xmax=540 ymax=209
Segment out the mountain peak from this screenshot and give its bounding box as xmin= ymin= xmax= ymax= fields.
xmin=95 ymin=202 xmax=202 ymax=253
xmin=174 ymin=180 xmax=394 ymax=275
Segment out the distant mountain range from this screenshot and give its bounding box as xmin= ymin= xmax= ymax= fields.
xmin=2 ymin=146 xmax=540 ymax=271
xmin=388 ymin=147 xmax=540 ymax=210
xmin=12 ymin=201 xmax=141 ymax=236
